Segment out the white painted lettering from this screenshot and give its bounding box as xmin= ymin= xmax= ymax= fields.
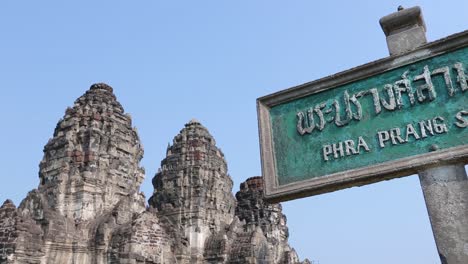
xmin=413 ymin=65 xmax=437 ymax=102
xmin=344 ymin=140 xmax=357 ymax=155
xmin=380 ymin=84 xmax=396 ymax=110
xmin=390 ymin=128 xmax=405 ymax=145
xmin=357 ymin=137 xmax=370 ymax=152
xmin=295 ymin=63 xmax=465 ymax=136
xmin=405 ymin=123 xmax=420 ymax=141
xmin=432 ymin=66 xmax=455 ymax=96
xmin=322 ymin=145 xmax=332 ymax=161
xmin=418 ymin=119 xmax=434 ymax=138
xmin=454 ymin=62 xmax=468 ymax=92
xmin=332 ymin=142 xmax=344 ymax=158
xmin=377 ymin=131 xmax=390 ymax=148
xmin=394 ymin=71 xmax=415 ymax=108
xmin=455 ymin=110 xmax=468 ymax=128
xmin=433 ymin=116 xmax=448 ymax=133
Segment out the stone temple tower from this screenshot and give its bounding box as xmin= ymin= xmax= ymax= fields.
xmin=149 ymin=119 xmax=236 ymax=263
xmin=38 ymin=83 xmax=145 ymax=222
xmin=0 ymin=84 xmax=175 ymax=263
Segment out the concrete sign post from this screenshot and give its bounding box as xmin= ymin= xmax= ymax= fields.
xmin=257 ymin=6 xmax=467 ymax=263
xmin=418 ymin=165 xmax=468 ymax=263
xmin=381 ymin=7 xmax=468 ymax=264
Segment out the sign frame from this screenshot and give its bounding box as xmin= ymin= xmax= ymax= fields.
xmin=257 ymin=30 xmax=468 ymax=203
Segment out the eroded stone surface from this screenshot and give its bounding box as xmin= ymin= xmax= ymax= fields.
xmin=149 ymin=121 xmax=308 ymax=264
xmin=38 ymin=83 xmax=145 ymax=222
xmin=0 ymin=84 xmax=309 ymax=264
xmin=149 ymin=119 xmax=237 ymax=263
xmin=0 ymin=84 xmax=167 ymax=263
xmin=233 ymin=177 xmax=308 ymax=264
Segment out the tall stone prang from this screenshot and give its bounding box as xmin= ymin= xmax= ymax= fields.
xmin=148 ymin=121 xmax=309 ymax=264
xmin=38 ymin=83 xmax=145 ymax=221
xmin=0 ymin=84 xmax=175 ymax=264
xmin=149 ymin=119 xmax=236 ymax=262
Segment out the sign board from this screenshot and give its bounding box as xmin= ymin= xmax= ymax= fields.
xmin=257 ymin=31 xmax=468 ymax=202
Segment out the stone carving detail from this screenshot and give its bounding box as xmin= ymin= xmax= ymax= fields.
xmin=38 ymin=83 xmax=145 ymax=222
xmin=149 ymin=119 xmax=237 ymax=262
xmin=0 ymin=84 xmax=308 ymax=264
xmin=233 ymin=177 xmax=307 ymax=264
xmin=149 ymin=121 xmax=308 ymax=264
xmin=0 ymin=84 xmax=166 ymax=263
xmin=0 ymin=199 xmax=44 ymax=263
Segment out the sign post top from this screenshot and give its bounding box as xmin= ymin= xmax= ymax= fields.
xmin=379 ymin=6 xmax=427 ymax=56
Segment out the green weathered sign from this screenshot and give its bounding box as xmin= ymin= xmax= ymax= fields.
xmin=257 ymin=31 xmax=468 ymax=202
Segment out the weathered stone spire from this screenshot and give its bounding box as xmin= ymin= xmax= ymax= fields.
xmin=235 ymin=176 xmax=302 ymax=263
xmin=204 ymin=176 xmax=309 ymax=264
xmin=38 ymin=83 xmax=145 ymax=221
xmin=0 ymin=83 xmax=174 ymax=263
xmin=149 ymin=119 xmax=236 ymax=262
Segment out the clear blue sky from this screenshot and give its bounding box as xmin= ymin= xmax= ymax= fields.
xmin=0 ymin=1 xmax=466 ymax=263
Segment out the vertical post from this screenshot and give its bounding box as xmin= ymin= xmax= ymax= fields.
xmin=419 ymin=165 xmax=468 ymax=263
xmin=380 ymin=6 xmax=468 ymax=264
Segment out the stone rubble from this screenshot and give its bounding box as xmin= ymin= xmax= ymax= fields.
xmin=0 ymin=83 xmax=309 ymax=264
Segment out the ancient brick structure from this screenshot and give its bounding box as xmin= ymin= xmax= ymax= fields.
xmin=0 ymin=84 xmax=309 ymax=264
xmin=38 ymin=83 xmax=145 ymax=222
xmin=234 ymin=177 xmax=295 ymax=263
xmin=148 ymin=119 xmax=237 ymax=262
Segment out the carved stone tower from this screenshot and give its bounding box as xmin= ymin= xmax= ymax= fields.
xmin=0 ymin=84 xmax=175 ymax=264
xmin=149 ymin=119 xmax=236 ymax=263
xmin=235 ymin=176 xmax=298 ymax=263
xmin=38 ymin=83 xmax=145 ymax=222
